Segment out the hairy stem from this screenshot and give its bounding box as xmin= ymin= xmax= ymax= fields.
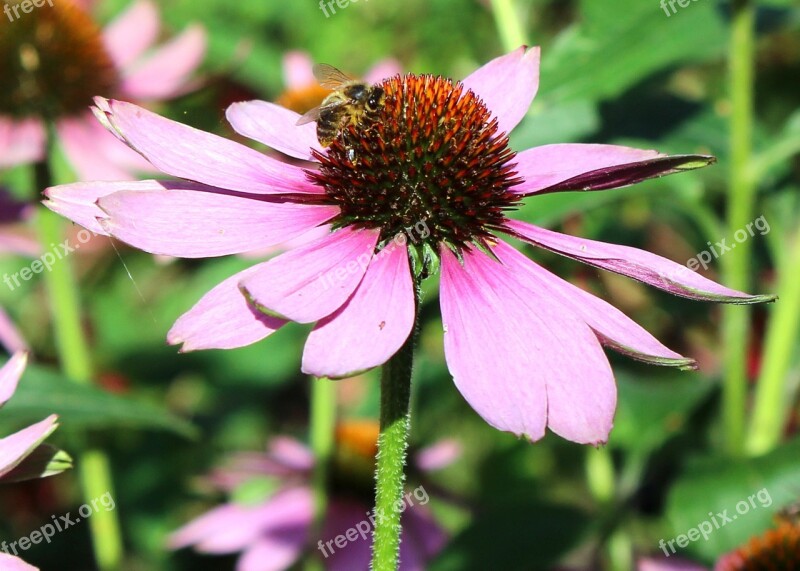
xmin=370 ymin=287 xmax=420 ymax=570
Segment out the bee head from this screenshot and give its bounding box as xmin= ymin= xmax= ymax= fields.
xmin=366 ymin=87 xmax=385 ymax=112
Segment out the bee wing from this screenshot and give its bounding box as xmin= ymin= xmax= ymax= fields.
xmin=296 ymin=106 xmax=322 ymax=126
xmin=313 ymin=63 xmax=354 ymax=89
xmin=296 ymin=98 xmax=349 ymax=126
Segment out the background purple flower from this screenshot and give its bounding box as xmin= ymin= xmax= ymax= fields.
xmin=0 ymin=0 xmax=205 ymax=180
xmin=169 ymin=427 xmax=456 ymax=570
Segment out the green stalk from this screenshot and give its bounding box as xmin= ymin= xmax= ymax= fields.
xmin=370 ymin=288 xmax=420 ymax=571
xmin=490 ymin=0 xmax=528 ymax=52
xmin=721 ymin=0 xmax=756 ymax=458
xmin=307 ymin=377 xmax=336 ymax=570
xmin=34 ymin=161 xmax=124 ymax=571
xmin=746 ymin=230 xmax=800 ymax=454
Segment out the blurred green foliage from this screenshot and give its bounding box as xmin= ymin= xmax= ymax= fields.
xmin=0 ymin=0 xmax=798 ymax=569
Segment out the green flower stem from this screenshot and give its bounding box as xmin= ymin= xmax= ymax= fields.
xmin=34 ymin=160 xmax=124 ymax=571
xmin=746 ymin=230 xmax=800 ymax=454
xmin=308 ymin=376 xmax=336 ymax=570
xmin=490 ymin=0 xmax=528 ymax=53
xmin=721 ymin=0 xmax=756 ymax=458
xmin=371 ymin=287 xmax=420 ymax=571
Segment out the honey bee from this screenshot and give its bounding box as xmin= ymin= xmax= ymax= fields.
xmin=296 ymin=64 xmax=385 ymax=147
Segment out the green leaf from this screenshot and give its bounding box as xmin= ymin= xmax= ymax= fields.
xmin=430 ymin=501 xmax=590 ymax=571
xmin=2 ymin=364 xmax=197 ymax=439
xmin=665 ymin=438 xmax=800 ymax=561
xmin=510 ymin=100 xmax=600 ymax=149
xmin=539 ymin=0 xmax=727 ymax=105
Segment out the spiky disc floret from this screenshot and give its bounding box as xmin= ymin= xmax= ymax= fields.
xmin=309 ymin=74 xmax=523 ymax=253
xmin=0 ymin=0 xmax=118 ymax=119
xmin=716 ymin=520 xmax=800 ymax=570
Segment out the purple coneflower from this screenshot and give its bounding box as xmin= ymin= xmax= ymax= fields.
xmin=169 ymin=422 xmax=455 ymax=570
xmin=0 ymin=0 xmax=205 ymax=179
xmin=44 ymin=47 xmax=773 ymax=444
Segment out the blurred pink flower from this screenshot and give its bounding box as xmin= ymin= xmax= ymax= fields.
xmin=0 ymin=553 xmax=38 ymax=571
xmin=638 ymin=557 xmax=708 ymax=571
xmin=0 ymin=353 xmax=68 ymax=571
xmin=0 ymin=0 xmax=205 ymax=180
xmin=44 ymin=47 xmax=773 ymax=445
xmin=168 ymin=430 xmax=455 ymax=570
xmin=0 ymin=353 xmax=69 ymax=483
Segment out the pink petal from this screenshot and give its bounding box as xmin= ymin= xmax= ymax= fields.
xmin=0 ymin=118 xmax=45 ymax=168
xmin=266 ymin=437 xmax=314 ymax=472
xmin=364 ymin=58 xmax=403 ymax=83
xmin=168 ymin=503 xmax=260 ymax=553
xmin=237 ymin=537 xmax=305 ymax=571
xmin=207 ymin=457 xmax=289 ymax=490
xmin=282 ymin=51 xmax=316 ymax=89
xmin=0 ymin=230 xmax=40 ymax=258
xmin=57 ymin=115 xmax=158 ymax=182
xmin=120 ymin=25 xmax=207 ymax=100
xmin=0 ymin=352 xmax=27 ymax=407
xmin=301 ymin=242 xmax=415 ymax=378
xmin=506 ymin=220 xmax=776 ymax=304
xmin=439 ymin=244 xmax=616 ymax=444
xmin=238 ymin=223 xmax=331 ymax=259
xmin=240 ymin=227 xmax=379 ymax=324
xmin=460 ymin=46 xmax=540 ymax=136
xmin=0 ymin=416 xmax=58 ymax=478
xmin=511 ymin=144 xmax=661 ymax=195
xmin=511 ymin=145 xmax=714 ymax=195
xmin=168 ymin=264 xmax=286 ymax=351
xmin=226 ymin=100 xmax=323 ymax=161
xmin=93 ymin=99 xmax=320 ymax=195
xmin=192 ymin=487 xmax=312 ymax=554
xmin=639 ymin=557 xmax=708 ymax=571
xmin=43 ymin=180 xmax=168 ymax=236
xmin=414 ymin=439 xmax=462 ymax=472
xmin=0 ymin=310 xmax=28 ymax=355
xmin=0 ymin=554 xmax=38 ymax=571
xmin=97 ymin=187 xmax=337 ymax=257
xmin=102 ymin=0 xmax=159 ymax=68
xmin=492 ymin=241 xmax=695 ymax=368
